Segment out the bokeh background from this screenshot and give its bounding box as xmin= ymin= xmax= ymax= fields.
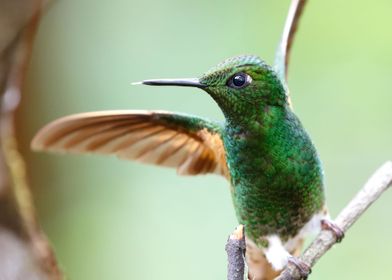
xmin=19 ymin=0 xmax=392 ymax=279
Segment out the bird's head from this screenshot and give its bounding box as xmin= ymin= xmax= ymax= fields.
xmin=139 ymin=55 xmax=287 ymax=123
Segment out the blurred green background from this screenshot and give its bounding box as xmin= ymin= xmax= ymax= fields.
xmin=19 ymin=0 xmax=392 ymax=279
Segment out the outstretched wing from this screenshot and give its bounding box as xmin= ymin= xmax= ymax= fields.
xmin=31 ymin=110 xmax=229 ymax=177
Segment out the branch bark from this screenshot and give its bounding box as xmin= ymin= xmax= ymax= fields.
xmin=226 ymin=225 xmax=246 ymax=280
xmin=276 ymin=161 xmax=392 ymax=280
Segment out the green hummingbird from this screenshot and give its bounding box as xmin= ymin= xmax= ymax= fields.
xmin=32 ymin=55 xmax=343 ymax=279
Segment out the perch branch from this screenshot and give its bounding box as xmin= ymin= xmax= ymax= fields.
xmin=274 ymin=0 xmax=308 ymax=84
xmin=276 ymin=161 xmax=392 ymax=280
xmin=226 ymin=225 xmax=246 ymax=280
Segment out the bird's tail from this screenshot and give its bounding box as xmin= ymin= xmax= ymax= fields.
xmin=245 ymin=238 xmax=303 ymax=280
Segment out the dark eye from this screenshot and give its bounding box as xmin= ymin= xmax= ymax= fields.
xmin=227 ymin=72 xmax=252 ymax=89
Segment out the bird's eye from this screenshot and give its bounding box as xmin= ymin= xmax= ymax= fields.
xmin=227 ymin=72 xmax=252 ymax=89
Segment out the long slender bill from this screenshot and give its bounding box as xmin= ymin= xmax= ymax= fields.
xmin=133 ymin=78 xmax=206 ymax=88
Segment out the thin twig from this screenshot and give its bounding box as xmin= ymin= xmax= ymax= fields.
xmin=0 ymin=0 xmax=62 ymax=278
xmin=274 ymin=0 xmax=308 ymax=84
xmin=226 ymin=225 xmax=246 ymax=280
xmin=276 ymin=161 xmax=392 ymax=280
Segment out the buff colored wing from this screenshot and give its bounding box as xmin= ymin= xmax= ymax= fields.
xmin=31 ymin=110 xmax=229 ymax=177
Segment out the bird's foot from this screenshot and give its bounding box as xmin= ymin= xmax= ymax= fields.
xmin=321 ymin=219 xmax=344 ymax=243
xmin=288 ymin=256 xmax=311 ymax=279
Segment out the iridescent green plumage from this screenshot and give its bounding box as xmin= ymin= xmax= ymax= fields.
xmin=224 ymin=100 xmax=324 ymax=242
xmin=200 ymin=55 xmax=325 ymax=243
xmin=32 ymin=54 xmax=327 ymax=278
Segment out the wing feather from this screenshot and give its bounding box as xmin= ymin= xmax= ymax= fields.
xmin=32 ymin=110 xmax=229 ymax=178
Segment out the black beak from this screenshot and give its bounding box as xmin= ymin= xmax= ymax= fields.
xmin=134 ymin=78 xmax=206 ymax=88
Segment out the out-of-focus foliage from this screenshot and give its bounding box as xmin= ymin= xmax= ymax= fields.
xmin=20 ymin=0 xmax=392 ymax=279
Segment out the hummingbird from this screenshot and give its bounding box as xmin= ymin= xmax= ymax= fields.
xmin=31 ymin=55 xmax=343 ymax=279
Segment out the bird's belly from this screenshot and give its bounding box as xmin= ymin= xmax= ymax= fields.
xmin=246 ymin=210 xmax=328 ymax=275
